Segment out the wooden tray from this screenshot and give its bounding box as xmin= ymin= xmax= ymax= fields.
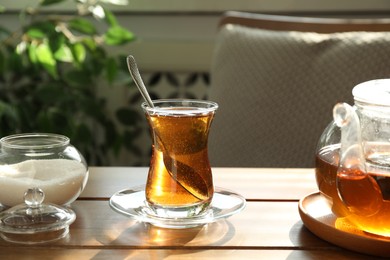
xmin=298 ymin=192 xmax=390 ymax=257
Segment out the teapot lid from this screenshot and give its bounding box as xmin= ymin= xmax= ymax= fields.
xmin=352 ymin=79 xmax=390 ymax=106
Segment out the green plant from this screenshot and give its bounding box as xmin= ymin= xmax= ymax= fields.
xmin=0 ymin=0 xmax=143 ymax=165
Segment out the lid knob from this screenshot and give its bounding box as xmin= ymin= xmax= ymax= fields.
xmin=24 ymin=188 xmax=45 ymax=208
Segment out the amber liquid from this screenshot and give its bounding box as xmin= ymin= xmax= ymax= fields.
xmin=145 ymin=108 xmax=215 ymax=211
xmin=316 ymin=144 xmax=390 ymax=236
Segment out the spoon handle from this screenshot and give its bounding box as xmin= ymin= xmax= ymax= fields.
xmin=126 ymin=55 xmax=154 ymax=108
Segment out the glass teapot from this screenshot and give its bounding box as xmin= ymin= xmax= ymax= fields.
xmin=316 ymin=79 xmax=390 ymax=237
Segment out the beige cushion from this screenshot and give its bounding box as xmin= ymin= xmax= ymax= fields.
xmin=208 ymin=24 xmax=390 ymax=167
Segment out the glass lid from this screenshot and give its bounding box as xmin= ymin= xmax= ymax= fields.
xmin=0 ymin=188 xmax=75 ymax=244
xmin=353 ymin=79 xmax=390 ymax=106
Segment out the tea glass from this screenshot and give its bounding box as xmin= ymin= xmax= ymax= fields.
xmin=142 ymin=99 xmax=218 ymax=218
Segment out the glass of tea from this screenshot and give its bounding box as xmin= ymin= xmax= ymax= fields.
xmin=142 ymin=99 xmax=218 ymax=218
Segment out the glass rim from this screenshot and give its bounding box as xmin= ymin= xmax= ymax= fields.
xmin=141 ymin=99 xmax=218 ymax=115
xmin=0 ymin=133 xmax=70 ymax=150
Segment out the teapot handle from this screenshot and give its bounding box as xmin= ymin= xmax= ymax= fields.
xmin=333 ymin=103 xmax=382 ymax=216
xmin=333 ymin=103 xmax=366 ymax=173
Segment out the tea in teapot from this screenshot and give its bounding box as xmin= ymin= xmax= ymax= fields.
xmin=316 ymin=79 xmax=390 ymax=237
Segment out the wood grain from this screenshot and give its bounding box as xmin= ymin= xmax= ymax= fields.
xmin=0 ymin=167 xmax=376 ymax=259
xmin=81 ymin=167 xmax=317 ymax=201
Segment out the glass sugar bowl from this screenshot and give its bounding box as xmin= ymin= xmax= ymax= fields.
xmin=0 ymin=133 xmax=88 ymax=243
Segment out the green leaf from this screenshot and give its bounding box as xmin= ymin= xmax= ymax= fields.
xmin=74 ymin=43 xmax=86 ymax=62
xmin=74 ymin=123 xmax=92 ymax=143
xmin=104 ymin=121 xmax=118 ymax=138
xmin=38 ymin=106 xmax=71 ymax=130
xmin=26 ymin=28 xmax=46 ymax=39
xmin=0 ymin=50 xmax=5 ymax=75
xmin=0 ymin=0 xmax=141 ymax=166
xmin=80 ymin=98 xmax=106 ymax=121
xmin=40 ymin=0 xmax=67 ymax=6
xmin=64 ymin=70 xmax=92 ymax=87
xmin=69 ymin=18 xmax=97 ymax=35
xmin=0 ymin=101 xmax=18 ymax=122
xmin=104 ymin=8 xmax=118 ymax=27
xmin=105 ymin=57 xmax=117 ymax=84
xmin=26 ymin=21 xmax=56 ymax=39
xmin=104 ymin=26 xmax=135 ymax=45
xmin=123 ymin=129 xmax=143 ymax=152
xmin=28 ymin=42 xmax=39 ymax=64
xmin=68 ymin=42 xmax=86 ymax=65
xmin=82 ymin=38 xmax=98 ymax=51
xmin=35 ymin=83 xmax=65 ymax=103
xmin=36 ymin=42 xmax=58 ymax=78
xmin=8 ymin=51 xmax=24 ymax=73
xmin=54 ymin=43 xmax=73 ymax=62
xmin=48 ymin=32 xmax=65 ymax=53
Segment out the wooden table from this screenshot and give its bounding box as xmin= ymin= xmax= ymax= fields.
xmin=0 ymin=167 xmax=381 ymax=259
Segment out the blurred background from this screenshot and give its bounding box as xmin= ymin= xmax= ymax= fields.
xmin=1 ymin=0 xmax=390 ymax=166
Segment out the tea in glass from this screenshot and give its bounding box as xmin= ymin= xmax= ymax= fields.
xmin=142 ymin=99 xmax=218 ymax=218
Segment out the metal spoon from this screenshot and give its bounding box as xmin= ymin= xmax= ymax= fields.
xmin=126 ymin=55 xmax=154 ymax=108
xmin=126 ymin=55 xmax=209 ymax=200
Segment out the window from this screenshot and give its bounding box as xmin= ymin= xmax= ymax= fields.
xmin=3 ymin=0 xmax=390 ymax=13
xmin=3 ymin=0 xmax=390 ymax=71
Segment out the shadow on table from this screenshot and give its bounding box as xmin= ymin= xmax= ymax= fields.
xmin=92 ymin=219 xmax=235 ymax=259
xmin=287 ymin=220 xmax=384 ymax=260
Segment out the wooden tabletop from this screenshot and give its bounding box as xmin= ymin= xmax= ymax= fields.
xmin=0 ymin=167 xmax=381 ymax=259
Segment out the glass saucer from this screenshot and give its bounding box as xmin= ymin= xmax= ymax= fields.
xmin=109 ymin=186 xmax=246 ymax=229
